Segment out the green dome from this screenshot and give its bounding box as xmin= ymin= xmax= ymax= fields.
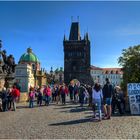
xmin=19 ymin=48 xmax=40 ymax=63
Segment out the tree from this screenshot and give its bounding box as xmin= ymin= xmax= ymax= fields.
xmin=118 ymin=45 xmax=140 ymax=91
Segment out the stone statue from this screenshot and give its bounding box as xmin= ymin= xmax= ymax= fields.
xmin=1 ymin=50 xmax=16 ymax=74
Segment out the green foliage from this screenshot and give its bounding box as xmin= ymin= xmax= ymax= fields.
xmin=118 ymin=45 xmax=140 ymax=91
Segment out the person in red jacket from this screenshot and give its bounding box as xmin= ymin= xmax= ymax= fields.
xmin=11 ymin=85 xmax=20 ymax=111
xmin=60 ymin=84 xmax=68 ymax=105
xmin=43 ymin=85 xmax=51 ymax=106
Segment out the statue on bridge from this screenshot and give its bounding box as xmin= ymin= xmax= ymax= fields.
xmin=0 ymin=41 xmax=16 ymax=74
xmin=2 ymin=50 xmax=16 ymax=74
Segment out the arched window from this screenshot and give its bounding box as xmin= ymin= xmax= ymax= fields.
xmin=111 ymin=70 xmax=113 ymax=74
xmin=32 ymin=64 xmax=35 ymax=70
xmin=105 ymin=71 xmax=108 ymax=74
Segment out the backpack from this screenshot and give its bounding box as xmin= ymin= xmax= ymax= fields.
xmin=29 ymin=92 xmax=34 ymax=99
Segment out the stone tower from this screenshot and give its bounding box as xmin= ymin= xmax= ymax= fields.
xmin=63 ymin=22 xmax=93 ymax=85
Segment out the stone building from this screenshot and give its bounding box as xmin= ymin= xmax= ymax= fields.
xmin=63 ymin=22 xmax=93 ymax=85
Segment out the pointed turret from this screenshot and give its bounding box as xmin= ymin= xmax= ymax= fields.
xmin=63 ymin=34 xmax=66 ymax=41
xmin=69 ymin=22 xmax=80 ymax=41
xmin=85 ymin=32 xmax=89 ymax=41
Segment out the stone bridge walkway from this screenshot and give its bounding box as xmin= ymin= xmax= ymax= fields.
xmin=0 ymin=101 xmax=140 ymax=139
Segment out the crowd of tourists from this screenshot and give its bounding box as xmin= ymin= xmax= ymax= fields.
xmin=0 ymin=78 xmax=126 ymax=122
xmin=27 ymin=78 xmax=126 ymax=121
xmin=0 ymin=85 xmax=20 ymax=112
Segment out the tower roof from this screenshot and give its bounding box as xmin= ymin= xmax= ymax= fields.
xmin=69 ymin=22 xmax=80 ymax=41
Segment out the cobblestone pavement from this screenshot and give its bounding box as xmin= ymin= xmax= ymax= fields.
xmin=0 ymin=100 xmax=140 ymax=139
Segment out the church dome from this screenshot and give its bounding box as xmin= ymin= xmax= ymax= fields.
xmin=19 ymin=48 xmax=40 ymax=63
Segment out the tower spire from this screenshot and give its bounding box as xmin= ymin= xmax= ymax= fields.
xmin=86 ymin=32 xmax=89 ymax=40
xmin=69 ymin=22 xmax=80 ymax=40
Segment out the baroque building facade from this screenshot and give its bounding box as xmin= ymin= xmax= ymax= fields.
xmin=15 ymin=48 xmax=47 ymax=93
xmin=90 ymin=65 xmax=123 ymax=86
xmin=63 ymin=22 xmax=93 ymax=85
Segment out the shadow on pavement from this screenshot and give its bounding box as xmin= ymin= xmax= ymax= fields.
xmin=58 ymin=107 xmax=90 ymax=113
xmin=69 ymin=107 xmax=90 ymax=113
xmin=16 ymin=104 xmax=47 ymax=109
xmin=53 ymin=105 xmax=78 ymax=110
xmin=111 ymin=113 xmax=140 ymax=117
xmin=49 ymin=118 xmax=99 ymax=126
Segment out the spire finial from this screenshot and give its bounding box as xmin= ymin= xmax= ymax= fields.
xmin=77 ymin=16 xmax=79 ymax=22
xmin=71 ymin=16 xmax=73 ymax=22
xmin=27 ymin=47 xmax=32 ymax=53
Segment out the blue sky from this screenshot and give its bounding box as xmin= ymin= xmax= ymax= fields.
xmin=0 ymin=1 xmax=140 ymax=72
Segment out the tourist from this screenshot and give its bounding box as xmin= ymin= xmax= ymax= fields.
xmin=74 ymin=83 xmax=79 ymax=103
xmin=1 ymin=87 xmax=8 ymax=112
xmin=37 ymin=88 xmax=43 ymax=106
xmin=43 ymin=85 xmax=52 ymax=106
xmin=52 ymin=85 xmax=56 ymax=102
xmin=7 ymin=88 xmax=12 ymax=110
xmin=84 ymin=86 xmax=89 ymax=104
xmin=92 ymin=83 xmax=103 ymax=121
xmin=102 ymin=78 xmax=114 ymax=119
xmin=68 ymin=83 xmax=74 ymax=102
xmin=54 ymin=85 xmax=59 ymax=102
xmin=29 ymin=87 xmax=35 ymax=108
xmin=78 ymin=85 xmax=85 ymax=107
xmin=86 ymin=85 xmax=92 ymax=107
xmin=60 ymin=84 xmax=68 ymax=105
xmin=56 ymin=85 xmax=61 ymax=104
xmin=11 ymin=85 xmax=20 ymax=111
xmin=112 ymin=87 xmax=125 ymax=115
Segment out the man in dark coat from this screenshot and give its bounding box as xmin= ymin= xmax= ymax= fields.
xmin=103 ymin=78 xmax=114 ymax=119
xmin=1 ymin=87 xmax=8 ymax=112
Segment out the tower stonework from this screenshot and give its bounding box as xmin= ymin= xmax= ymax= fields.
xmin=63 ymin=22 xmax=93 ymax=85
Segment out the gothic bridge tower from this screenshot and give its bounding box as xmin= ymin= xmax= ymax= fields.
xmin=63 ymin=22 xmax=93 ymax=85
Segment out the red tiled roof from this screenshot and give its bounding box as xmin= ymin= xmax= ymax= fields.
xmin=90 ymin=65 xmax=123 ymax=74
xmin=90 ymin=65 xmax=102 ymax=70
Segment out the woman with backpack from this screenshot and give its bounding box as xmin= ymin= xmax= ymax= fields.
xmin=92 ymin=83 xmax=103 ymax=121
